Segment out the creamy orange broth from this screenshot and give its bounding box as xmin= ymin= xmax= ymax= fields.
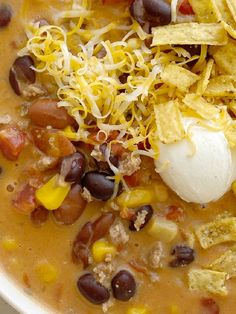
xmin=0 ymin=1 xmax=236 ymax=314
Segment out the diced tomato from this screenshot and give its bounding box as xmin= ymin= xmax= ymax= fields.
xmin=124 ymin=171 xmax=140 ymax=187
xmin=13 ymin=184 xmax=36 ymax=214
xmin=200 ymin=298 xmax=219 ymax=314
xmin=128 ymin=259 xmax=148 ymax=275
xmin=138 ymin=139 xmax=151 ymax=150
xmin=0 ymin=126 xmax=25 ymax=161
xmin=166 ymin=205 xmax=185 ymax=222
xmin=31 ymin=128 xmax=76 ymax=157
xmin=179 ymin=0 xmax=194 ymax=15
xmin=108 ymin=130 xmax=119 ymax=141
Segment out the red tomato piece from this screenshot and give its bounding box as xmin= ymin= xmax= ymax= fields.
xmin=201 ymin=298 xmax=219 ymax=314
xmin=179 ymin=0 xmax=194 ymax=15
xmin=0 ymin=126 xmax=25 ymax=161
xmin=13 ymin=184 xmax=36 ymax=214
xmin=124 ymin=171 xmax=140 ymax=187
xmin=166 ymin=205 xmax=185 ymax=222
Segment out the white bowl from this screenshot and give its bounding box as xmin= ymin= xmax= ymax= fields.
xmin=0 ymin=269 xmax=51 ymax=314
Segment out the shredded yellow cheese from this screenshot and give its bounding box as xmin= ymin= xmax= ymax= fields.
xmin=19 ymin=0 xmax=236 ymax=168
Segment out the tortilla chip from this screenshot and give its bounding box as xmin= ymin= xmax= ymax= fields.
xmin=209 ymin=38 xmax=236 ymax=74
xmin=183 ymin=94 xmax=219 ymax=120
xmin=188 ymin=269 xmax=227 ymax=296
xmin=208 ymin=248 xmax=236 ymax=278
xmin=161 ymin=65 xmax=199 ymax=93
xmin=196 ymin=59 xmax=214 ymax=95
xmin=226 ymin=0 xmax=236 ymax=23
xmin=204 ymin=75 xmax=236 ymax=98
xmin=154 ymin=100 xmax=185 ymax=144
xmin=221 ymin=21 xmax=236 ymax=39
xmin=196 ymin=217 xmax=236 ymax=249
xmin=212 ymin=0 xmax=236 ymax=38
xmin=152 ymin=23 xmax=228 ymax=46
xmin=188 ymin=0 xmax=218 ymax=23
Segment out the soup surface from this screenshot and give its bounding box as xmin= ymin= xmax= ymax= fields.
xmin=1 ymin=1 xmax=236 ymax=314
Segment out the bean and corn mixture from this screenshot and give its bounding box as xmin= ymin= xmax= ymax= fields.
xmin=1 ymin=0 xmax=236 ymax=313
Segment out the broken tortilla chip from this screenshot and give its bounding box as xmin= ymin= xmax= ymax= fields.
xmin=154 ymin=100 xmax=185 ymax=144
xmin=152 ymin=23 xmax=228 ymax=46
xmin=161 ymin=64 xmax=199 ymax=93
xmin=188 ymin=0 xmax=218 ymax=23
xmin=188 ymin=269 xmax=227 ymax=296
xmin=195 ymin=217 xmax=236 ymax=249
xmin=208 ymin=247 xmax=236 ymax=278
xmin=204 ymin=75 xmax=236 ymax=98
xmin=196 ymin=59 xmax=214 ymax=95
xmin=183 ymin=94 xmax=219 ymax=120
xmin=209 ymin=38 xmax=236 ymax=74
xmin=212 ymin=0 xmax=236 ymax=38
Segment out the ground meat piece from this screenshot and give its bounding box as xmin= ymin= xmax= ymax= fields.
xmin=134 ymin=210 xmax=148 ymax=231
xmin=118 ymin=153 xmax=141 ymax=176
xmin=169 ymin=244 xmax=194 ymax=267
xmin=21 ymin=83 xmax=47 ymax=100
xmin=0 ymin=114 xmax=12 ymax=124
xmin=109 ymin=220 xmax=129 ymax=245
xmin=81 ymin=187 xmax=93 ymax=202
xmin=148 ymin=242 xmax=163 ymax=269
xmin=102 ymin=299 xmax=114 ymax=313
xmin=93 ymin=260 xmax=115 ymax=288
xmin=36 ymin=156 xmax=58 ymax=171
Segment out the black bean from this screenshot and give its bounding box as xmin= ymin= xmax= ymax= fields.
xmin=77 ymin=273 xmax=110 ymax=305
xmin=82 ymin=171 xmax=114 ymax=201
xmin=119 ymin=73 xmax=129 ymax=84
xmin=130 ymin=0 xmax=171 ymax=29
xmin=130 ymin=0 xmax=146 ymax=26
xmin=143 ymin=0 xmax=171 ymax=25
xmin=60 ymin=152 xmax=86 ymax=182
xmin=30 ymin=206 xmax=49 ymax=225
xmin=129 ymin=205 xmax=153 ymax=231
xmin=111 ymin=270 xmax=136 ymax=301
xmin=169 ymin=244 xmax=194 ymax=267
xmin=9 ymin=56 xmax=36 ymax=95
xmin=99 ymin=144 xmax=119 ymax=169
xmin=0 ymin=4 xmax=12 ymax=28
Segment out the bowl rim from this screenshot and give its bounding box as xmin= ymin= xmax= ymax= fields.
xmin=0 ymin=268 xmax=52 ymax=314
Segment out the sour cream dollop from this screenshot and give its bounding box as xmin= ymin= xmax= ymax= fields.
xmin=155 ymin=118 xmax=236 ymax=203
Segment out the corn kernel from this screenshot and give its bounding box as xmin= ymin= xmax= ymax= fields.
xmin=127 ymin=306 xmax=149 ymax=314
xmin=170 ymin=305 xmax=180 ymax=314
xmin=36 ymin=174 xmax=70 ymax=210
xmin=36 ymin=261 xmax=58 ymax=283
xmin=147 ymin=217 xmax=178 ymax=243
xmin=92 ymin=240 xmax=117 ymax=263
xmin=116 ymin=183 xmax=168 ymax=208
xmin=2 ymin=238 xmax=18 ymax=251
xmin=63 ymin=125 xmax=79 ymax=141
xmin=232 ymin=181 xmax=236 ymax=195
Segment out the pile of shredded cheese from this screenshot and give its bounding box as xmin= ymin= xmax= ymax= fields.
xmin=19 ymin=0 xmax=236 ymax=166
